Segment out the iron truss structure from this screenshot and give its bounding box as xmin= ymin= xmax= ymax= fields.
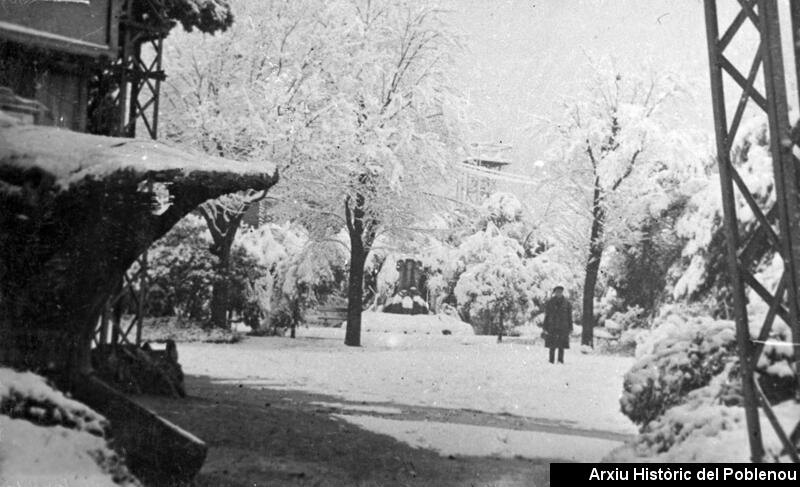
xmin=116 ymin=0 xmax=167 ymax=139
xmin=95 ymin=0 xmax=168 ymax=349
xmin=705 ymin=0 xmax=800 ymax=462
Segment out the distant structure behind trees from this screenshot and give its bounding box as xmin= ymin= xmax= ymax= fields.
xmin=456 ymin=142 xmax=512 ymax=205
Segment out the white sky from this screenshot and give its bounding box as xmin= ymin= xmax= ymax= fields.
xmin=443 ymin=0 xmax=733 ymax=170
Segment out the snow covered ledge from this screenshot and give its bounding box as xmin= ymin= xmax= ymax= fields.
xmin=0 ymin=112 xmax=279 ymax=380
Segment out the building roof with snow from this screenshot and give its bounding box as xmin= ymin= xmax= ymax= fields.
xmin=464 ymin=142 xmax=513 ymax=167
xmin=0 ymin=110 xmax=275 ymax=190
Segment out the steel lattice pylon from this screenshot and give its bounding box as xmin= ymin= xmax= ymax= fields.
xmin=95 ymin=0 xmax=169 ymax=349
xmin=705 ymin=0 xmax=800 ymax=462
xmin=116 ymin=0 xmax=167 ymax=139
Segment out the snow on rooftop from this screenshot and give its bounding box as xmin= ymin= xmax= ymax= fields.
xmin=466 ymin=141 xmax=513 ymax=165
xmin=0 ymin=113 xmax=276 ymax=190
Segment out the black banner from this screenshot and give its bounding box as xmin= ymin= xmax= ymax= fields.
xmin=551 ymin=463 xmax=799 ymax=483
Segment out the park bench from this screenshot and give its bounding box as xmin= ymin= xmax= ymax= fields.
xmin=306 ymin=306 xmax=348 ymax=327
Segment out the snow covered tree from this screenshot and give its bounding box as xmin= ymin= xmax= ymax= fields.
xmin=272 ymin=240 xmax=347 ymax=338
xmin=161 ymin=0 xmax=462 ymax=338
xmin=160 ymin=0 xmax=345 ymax=327
xmin=276 ymin=0 xmax=463 ymax=346
xmin=672 ymin=117 xmax=776 ymax=314
xmin=197 ymin=195 xmax=260 ymax=327
xmin=546 ymin=65 xmax=692 ymax=347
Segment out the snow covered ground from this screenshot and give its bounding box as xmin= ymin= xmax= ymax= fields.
xmin=177 ymin=324 xmax=637 ymax=462
xmin=334 ymin=414 xmax=623 ymax=462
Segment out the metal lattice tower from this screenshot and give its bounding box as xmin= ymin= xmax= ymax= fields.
xmin=116 ymin=0 xmax=167 ymax=139
xmin=96 ymin=0 xmax=168 ymax=349
xmin=705 ymin=0 xmax=800 ymax=462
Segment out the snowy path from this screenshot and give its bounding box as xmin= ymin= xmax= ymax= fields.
xmin=173 ymin=329 xmax=637 ymax=464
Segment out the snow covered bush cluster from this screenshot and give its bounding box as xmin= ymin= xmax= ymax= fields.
xmin=479 ymin=192 xmax=523 ymax=228
xmin=0 ymin=368 xmax=140 ymax=486
xmin=453 ymin=227 xmax=533 ymax=336
xmin=360 ymin=192 xmax=576 ymax=336
xmin=447 ymin=194 xmax=574 ymax=335
xmin=611 ymin=302 xmax=797 ymax=462
xmin=147 ymin=214 xmax=217 ymax=320
xmin=239 ymin=224 xmax=347 ymax=333
xmin=619 ymin=309 xmax=738 ymax=425
xmin=610 ymin=362 xmax=799 ymax=462
xmin=145 ymin=215 xmax=347 ymax=332
xmin=147 ymin=214 xmax=267 ymax=326
xmin=607 ymin=396 xmax=748 ymax=462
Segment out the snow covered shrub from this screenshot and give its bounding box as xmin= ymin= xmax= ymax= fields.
xmin=523 ymin=249 xmax=575 ymax=311
xmin=147 ymin=216 xmax=332 ymax=328
xmin=607 ymin=368 xmax=798 ymax=462
xmin=241 ymin=224 xmax=348 ymax=334
xmin=270 ymin=239 xmax=347 ymax=331
xmin=452 ymin=224 xmax=523 ymax=275
xmin=228 ymin=244 xmax=268 ymax=328
xmin=747 ymin=252 xmax=797 ymax=403
xmin=620 ymin=311 xmax=738 ymax=425
xmin=454 ymin=250 xmax=533 ymax=336
xmin=609 ymin=305 xmax=648 ymax=332
xmin=141 ymin=316 xmax=242 ymax=343
xmin=594 ymin=305 xmax=647 ymax=356
xmin=453 ymin=226 xmax=536 ymax=335
xmin=670 ymin=117 xmax=773 ymax=315
xmin=610 ymin=327 xmax=650 ymax=357
xmin=594 ymin=286 xmax=624 ymax=326
xmin=758 ymin=341 xmax=796 ymax=404
xmin=0 ymin=368 xmax=140 ymax=486
xmin=147 ymin=214 xmax=271 ymax=324
xmin=480 ymin=192 xmax=523 ymax=228
xmin=234 ymin=223 xmax=293 ymax=330
xmin=605 ymin=399 xmax=748 ymax=462
xmin=0 ymin=369 xmax=107 ymax=434
xmin=147 ymin=214 xmax=216 ymax=320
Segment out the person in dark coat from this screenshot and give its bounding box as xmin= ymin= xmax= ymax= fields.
xmin=542 ymin=285 xmax=573 ymax=364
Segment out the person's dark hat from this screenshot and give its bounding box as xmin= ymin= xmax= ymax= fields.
xmin=553 ymin=285 xmax=564 ymax=292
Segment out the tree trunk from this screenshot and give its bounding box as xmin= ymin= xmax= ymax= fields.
xmin=581 ymin=243 xmax=603 ymax=347
xmin=201 ymin=206 xmax=245 ymax=329
xmin=497 ymin=310 xmax=504 ymax=343
xmin=290 ymin=298 xmax=299 ymax=339
xmin=209 ymin=246 xmax=232 ymax=329
xmin=581 ymin=182 xmax=605 ymax=348
xmin=343 ymin=183 xmax=377 ymax=347
xmin=345 ymin=235 xmax=366 ymax=347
